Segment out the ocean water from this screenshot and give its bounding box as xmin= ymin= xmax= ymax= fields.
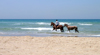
xmin=0 ymin=19 xmax=100 ymax=37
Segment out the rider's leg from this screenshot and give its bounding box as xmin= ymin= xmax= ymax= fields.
xmin=55 ymin=25 xmax=58 ymax=31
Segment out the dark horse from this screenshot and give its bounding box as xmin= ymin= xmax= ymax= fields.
xmin=64 ymin=24 xmax=79 ymax=33
xmin=51 ymin=22 xmax=64 ymax=32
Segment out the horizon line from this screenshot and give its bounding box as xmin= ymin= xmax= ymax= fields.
xmin=0 ymin=18 xmax=99 ymax=19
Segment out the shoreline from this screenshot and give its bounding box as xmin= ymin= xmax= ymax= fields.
xmin=0 ymin=35 xmax=100 ymax=37
xmin=0 ymin=36 xmax=100 ymax=55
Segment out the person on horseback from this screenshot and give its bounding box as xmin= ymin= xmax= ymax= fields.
xmin=55 ymin=20 xmax=59 ymax=28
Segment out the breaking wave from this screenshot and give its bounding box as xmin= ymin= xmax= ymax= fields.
xmin=60 ymin=22 xmax=72 ymax=25
xmin=21 ymin=28 xmax=52 ymax=31
xmin=78 ymin=23 xmax=93 ymax=25
xmin=36 ymin=22 xmax=50 ymax=25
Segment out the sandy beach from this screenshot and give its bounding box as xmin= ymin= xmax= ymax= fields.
xmin=0 ymin=36 xmax=100 ymax=55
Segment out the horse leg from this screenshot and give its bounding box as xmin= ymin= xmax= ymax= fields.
xmin=60 ymin=27 xmax=61 ymax=32
xmin=62 ymin=29 xmax=64 ymax=32
xmin=60 ymin=28 xmax=64 ymax=32
xmin=76 ymin=29 xmax=79 ymax=33
xmin=62 ymin=27 xmax=64 ymax=32
xmin=55 ymin=27 xmax=57 ymax=31
xmin=53 ymin=27 xmax=55 ymax=31
xmin=55 ymin=28 xmax=57 ymax=31
xmin=75 ymin=29 xmax=77 ymax=32
xmin=53 ymin=28 xmax=54 ymax=30
xmin=75 ymin=28 xmax=79 ymax=33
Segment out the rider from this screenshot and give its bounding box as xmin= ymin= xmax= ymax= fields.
xmin=55 ymin=20 xmax=59 ymax=28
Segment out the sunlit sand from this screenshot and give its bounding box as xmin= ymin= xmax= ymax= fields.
xmin=0 ymin=36 xmax=100 ymax=55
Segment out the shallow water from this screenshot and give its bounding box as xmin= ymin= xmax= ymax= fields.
xmin=0 ymin=19 xmax=100 ymax=37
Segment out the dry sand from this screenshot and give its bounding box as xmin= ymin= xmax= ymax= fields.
xmin=0 ymin=36 xmax=100 ymax=55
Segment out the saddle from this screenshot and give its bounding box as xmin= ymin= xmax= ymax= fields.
xmin=56 ymin=25 xmax=59 ymax=28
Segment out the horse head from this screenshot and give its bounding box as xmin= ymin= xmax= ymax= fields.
xmin=64 ymin=24 xmax=69 ymax=27
xmin=51 ymin=22 xmax=55 ymax=26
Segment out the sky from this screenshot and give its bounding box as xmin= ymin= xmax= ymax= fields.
xmin=0 ymin=0 xmax=100 ymax=19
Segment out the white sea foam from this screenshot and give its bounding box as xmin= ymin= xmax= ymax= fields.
xmin=0 ymin=32 xmax=4 ymax=34
xmin=36 ymin=22 xmax=50 ymax=25
xmin=51 ymin=29 xmax=61 ymax=32
xmin=13 ymin=23 xmax=36 ymax=25
xmin=21 ymin=28 xmax=52 ymax=31
xmin=13 ymin=23 xmax=22 ymax=25
xmin=60 ymin=22 xmax=72 ymax=25
xmin=78 ymin=23 xmax=93 ymax=25
xmin=35 ymin=22 xmax=71 ymax=25
xmin=92 ymin=35 xmax=100 ymax=36
xmin=13 ymin=22 xmax=71 ymax=26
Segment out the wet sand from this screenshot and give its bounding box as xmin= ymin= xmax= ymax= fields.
xmin=0 ymin=36 xmax=100 ymax=55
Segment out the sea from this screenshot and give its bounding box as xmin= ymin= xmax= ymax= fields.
xmin=0 ymin=19 xmax=100 ymax=37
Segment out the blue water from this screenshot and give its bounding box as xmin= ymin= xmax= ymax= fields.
xmin=0 ymin=19 xmax=100 ymax=37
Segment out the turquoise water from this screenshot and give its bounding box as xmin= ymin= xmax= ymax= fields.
xmin=0 ymin=19 xmax=100 ymax=37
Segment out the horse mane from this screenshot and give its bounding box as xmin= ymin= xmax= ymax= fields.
xmin=51 ymin=22 xmax=55 ymax=24
xmin=65 ymin=24 xmax=69 ymax=26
